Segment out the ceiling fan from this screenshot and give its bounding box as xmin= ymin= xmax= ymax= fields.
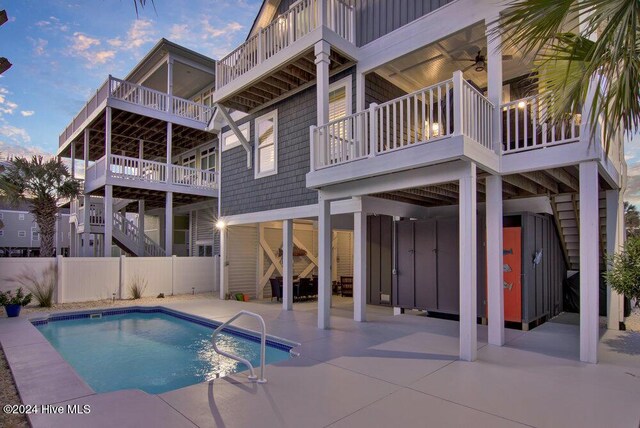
xmin=453 ymin=48 xmax=514 ymax=72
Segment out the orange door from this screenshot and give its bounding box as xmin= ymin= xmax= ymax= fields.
xmin=502 ymin=227 xmax=522 ymax=322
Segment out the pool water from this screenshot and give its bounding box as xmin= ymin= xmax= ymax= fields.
xmin=35 ymin=310 xmax=292 ymax=394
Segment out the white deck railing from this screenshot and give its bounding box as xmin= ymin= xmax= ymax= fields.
xmin=113 ymin=211 xmax=165 ymax=257
xmin=312 ymin=72 xmax=495 ymax=170
xmin=59 ymin=76 xmax=215 ymax=147
xmin=172 ymin=164 xmax=217 ymax=189
xmin=85 ymin=154 xmax=217 ymax=191
xmin=109 ymin=154 xmax=167 ymax=183
xmin=501 ymin=95 xmax=581 ymax=154
xmin=216 ymin=0 xmax=355 ymax=89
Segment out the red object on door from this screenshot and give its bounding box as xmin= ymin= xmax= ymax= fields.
xmin=502 ymin=227 xmax=522 ymax=322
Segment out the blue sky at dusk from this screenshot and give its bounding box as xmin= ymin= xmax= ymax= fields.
xmin=0 ymin=0 xmax=260 ymax=154
xmin=1 ymin=0 xmax=639 ymax=203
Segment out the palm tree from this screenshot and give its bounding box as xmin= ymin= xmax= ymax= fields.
xmin=624 ymin=201 xmax=640 ymax=237
xmin=0 ymin=156 xmax=80 ymax=257
xmin=495 ymin=0 xmax=639 ymax=150
xmin=133 ymin=0 xmax=155 ymax=16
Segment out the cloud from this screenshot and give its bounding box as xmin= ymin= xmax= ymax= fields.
xmin=108 ymin=19 xmax=157 ymax=52
xmin=20 ymin=111 xmax=35 ymax=117
xmin=167 ymin=17 xmax=245 ymax=58
xmin=0 ymin=125 xmax=31 ymax=144
xmin=69 ymin=32 xmax=116 ymax=67
xmin=72 ymin=32 xmax=100 ymax=51
xmin=35 ymin=16 xmax=70 ymax=33
xmin=29 ymin=38 xmax=49 ymax=56
xmin=0 ymin=87 xmax=18 ymax=116
xmin=0 ymin=140 xmax=52 ymax=159
xmin=202 ymin=21 xmax=243 ymax=38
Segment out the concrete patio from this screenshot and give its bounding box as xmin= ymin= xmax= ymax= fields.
xmin=1 ymin=296 xmax=639 ymax=428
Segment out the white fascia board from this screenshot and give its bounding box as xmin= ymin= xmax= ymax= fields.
xmin=360 ymin=196 xmax=432 ymax=219
xmin=57 ymin=100 xmax=108 ymax=157
xmin=318 ymin=160 xmax=470 ymax=201
xmin=223 ymin=199 xmax=362 ymax=226
xmin=500 ymin=140 xmax=599 ymax=175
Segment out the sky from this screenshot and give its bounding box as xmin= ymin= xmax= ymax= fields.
xmin=1 ymin=0 xmax=640 ymax=204
xmin=0 ymin=0 xmax=260 ymax=155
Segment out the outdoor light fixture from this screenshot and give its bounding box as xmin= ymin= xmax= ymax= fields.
xmin=0 ymin=10 xmax=7 ymax=26
xmin=518 ymin=101 xmax=526 ymax=109
xmin=215 ymin=220 xmax=226 ymax=230
xmin=474 ymin=60 xmax=485 ymax=72
xmin=0 ymin=57 xmax=11 ymax=75
xmin=424 ymin=121 xmax=441 ymax=138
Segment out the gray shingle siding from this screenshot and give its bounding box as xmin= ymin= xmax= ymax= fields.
xmin=365 ymin=72 xmax=407 ymax=106
xmin=270 ymin=1 xmax=452 ymax=47
xmin=220 ymin=67 xmax=357 ymax=217
xmin=220 ymin=69 xmax=404 ymax=217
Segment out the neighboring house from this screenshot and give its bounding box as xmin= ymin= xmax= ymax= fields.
xmin=57 ymin=39 xmax=219 ymax=258
xmin=0 ymin=198 xmax=70 ymax=257
xmin=211 ymin=0 xmax=626 ymax=365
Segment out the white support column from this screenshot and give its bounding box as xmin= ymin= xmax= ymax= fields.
xmin=105 ymin=107 xmax=112 ymax=160
xmin=282 ymin=219 xmax=294 ymax=310
xmin=606 ymin=189 xmax=624 ymax=330
xmin=54 ymin=214 xmax=61 ymax=257
xmin=70 ymin=222 xmax=76 ymax=257
xmin=485 ymin=17 xmax=503 ymax=153
xmin=356 ymin=68 xmax=366 ymax=113
xmin=83 ymin=128 xmax=91 ymax=257
xmin=486 ymin=175 xmax=504 ymax=345
xmin=219 ymin=227 xmax=227 ymax=300
xmin=318 ymin=193 xmax=332 ymax=329
xmin=579 ymin=161 xmax=599 ymax=363
xmin=104 ymin=184 xmax=113 ymax=257
xmin=353 ymin=209 xmax=367 ymax=322
xmin=138 ymin=200 xmax=145 ymax=255
xmin=315 ymin=41 xmax=330 ymax=126
xmin=167 ymin=57 xmax=174 ymax=113
xmin=459 ymin=162 xmax=477 ymax=362
xmin=70 ymin=143 xmax=76 ymax=179
xmin=452 ymin=71 xmax=464 ymax=136
xmin=166 ymin=122 xmax=172 ymax=183
xmin=165 ymin=192 xmax=173 ymax=257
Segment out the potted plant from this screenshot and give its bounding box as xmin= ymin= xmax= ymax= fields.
xmin=0 ymin=287 xmax=33 ymax=317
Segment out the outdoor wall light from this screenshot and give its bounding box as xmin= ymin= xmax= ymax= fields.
xmin=518 ymin=101 xmax=526 ymax=109
xmin=215 ymin=220 xmax=226 ymax=230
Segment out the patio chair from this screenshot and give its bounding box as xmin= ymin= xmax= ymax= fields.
xmin=340 ymin=276 xmax=353 ymax=297
xmin=269 ymin=278 xmax=282 ymax=302
xmin=311 ymin=276 xmax=318 ymax=297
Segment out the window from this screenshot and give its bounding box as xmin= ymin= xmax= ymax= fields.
xmin=254 ymin=110 xmax=278 ymax=178
xmin=0 ymin=230 xmax=4 ymax=237
xmin=329 ymin=76 xmax=352 ymax=122
xmin=200 ymin=147 xmax=217 ymax=172
xmin=198 ymin=245 xmax=213 ymax=257
xmin=181 ymin=153 xmax=196 ymax=169
xmin=18 ymin=213 xmax=25 ymax=221
xmin=18 ymin=230 xmax=26 ymax=238
xmin=31 ymin=228 xmax=39 ymax=240
xmin=0 ymin=212 xmax=3 ymax=220
xmin=221 ymin=123 xmax=250 ymax=151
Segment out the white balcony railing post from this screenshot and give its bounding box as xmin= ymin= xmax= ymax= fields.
xmin=318 ymin=0 xmax=326 ymax=28
xmin=258 ymin=29 xmax=265 ymax=64
xmin=369 ymin=103 xmax=378 ymax=157
xmin=452 ymin=71 xmax=464 ymax=137
xmin=310 ymin=125 xmax=317 ymax=172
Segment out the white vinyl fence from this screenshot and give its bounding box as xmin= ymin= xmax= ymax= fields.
xmin=0 ymin=256 xmax=219 ymax=304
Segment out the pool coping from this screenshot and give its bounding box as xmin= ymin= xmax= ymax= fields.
xmin=1 ymin=305 xmax=301 ymax=427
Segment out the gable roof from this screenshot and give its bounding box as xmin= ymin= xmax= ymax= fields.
xmin=246 ymin=0 xmax=282 ymax=40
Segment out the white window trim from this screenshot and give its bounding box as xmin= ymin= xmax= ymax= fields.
xmin=221 ymin=122 xmax=250 ymax=152
xmin=329 ymin=75 xmax=353 ymax=117
xmin=0 ymin=230 xmax=4 ymax=236
xmin=200 ymin=146 xmax=217 ymax=172
xmin=0 ymin=212 xmax=3 ymax=220
xmin=254 ymin=109 xmax=278 ymax=179
xmin=31 ymin=227 xmax=39 ymax=240
xmin=18 ymin=230 xmax=26 ymax=238
xmin=18 ymin=213 xmax=25 ymax=221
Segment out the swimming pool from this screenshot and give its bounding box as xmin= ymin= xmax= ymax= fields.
xmin=33 ymin=308 xmax=295 ymax=394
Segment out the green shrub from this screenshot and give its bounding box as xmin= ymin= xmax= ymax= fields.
xmin=604 ymin=235 xmax=640 ymax=308
xmin=0 ymin=287 xmax=33 ymax=307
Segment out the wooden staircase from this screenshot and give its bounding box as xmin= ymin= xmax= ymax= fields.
xmin=550 ymin=193 xmax=607 ymax=271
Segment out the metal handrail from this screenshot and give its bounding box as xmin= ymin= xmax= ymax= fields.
xmin=211 ymin=310 xmax=267 ymax=384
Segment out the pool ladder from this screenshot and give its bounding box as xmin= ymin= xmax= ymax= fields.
xmin=211 ymin=310 xmax=267 ymax=384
